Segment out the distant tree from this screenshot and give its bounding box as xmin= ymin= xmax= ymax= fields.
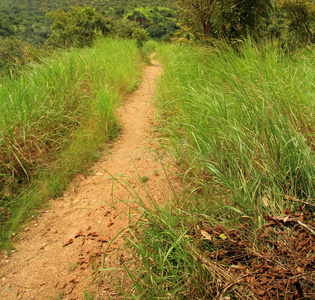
xmin=276 ymin=0 xmax=314 ymax=44
xmin=46 ymin=6 xmax=113 ymax=48
xmin=177 ymin=0 xmax=271 ymax=40
xmin=124 ymin=7 xmax=179 ymax=40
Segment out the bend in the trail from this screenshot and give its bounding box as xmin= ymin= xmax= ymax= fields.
xmin=0 ymin=54 xmax=177 ymax=300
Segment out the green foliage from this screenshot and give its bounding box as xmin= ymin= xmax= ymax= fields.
xmin=0 ymin=38 xmax=44 ymax=76
xmin=126 ymin=40 xmax=315 ymax=299
xmin=276 ymin=0 xmax=315 ymax=45
xmin=46 ymin=6 xmax=112 ymax=48
xmin=0 ymin=0 xmax=177 ymax=45
xmin=177 ymin=0 xmax=271 ymax=40
xmin=156 ymin=41 xmax=315 ymax=220
xmin=125 ymin=6 xmax=179 ymax=40
xmin=132 ymin=27 xmax=149 ymax=48
xmin=176 ymin=0 xmax=314 ymax=47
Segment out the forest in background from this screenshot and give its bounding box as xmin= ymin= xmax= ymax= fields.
xmin=0 ymin=0 xmax=177 ymax=45
xmin=1 ymin=1 xmax=314 ymax=74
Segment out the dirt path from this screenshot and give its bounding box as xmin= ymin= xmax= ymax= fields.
xmin=0 ymin=55 xmax=175 ymax=299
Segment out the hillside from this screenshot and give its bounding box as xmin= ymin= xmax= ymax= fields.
xmin=0 ymin=0 xmax=177 ymax=44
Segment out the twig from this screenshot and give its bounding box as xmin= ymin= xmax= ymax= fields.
xmin=271 ymin=216 xmax=315 ymax=236
xmin=218 ymin=272 xmax=257 ymax=300
xmin=285 ymin=196 xmax=315 ymax=208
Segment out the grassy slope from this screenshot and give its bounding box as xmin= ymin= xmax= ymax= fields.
xmin=126 ymin=41 xmax=315 ymax=299
xmin=0 ymin=38 xmax=142 ymax=249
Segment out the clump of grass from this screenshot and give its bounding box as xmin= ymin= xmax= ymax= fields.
xmin=125 ymin=41 xmax=315 ymax=298
xmin=156 ymin=40 xmax=315 ymax=221
xmin=141 ymin=176 xmax=149 ymax=183
xmin=0 ymin=38 xmax=143 ymax=249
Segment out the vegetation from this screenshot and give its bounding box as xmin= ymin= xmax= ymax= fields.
xmin=177 ymin=0 xmax=314 ymax=48
xmin=126 ymin=41 xmax=315 ymax=299
xmin=0 ymin=0 xmax=178 ymax=45
xmin=46 ymin=6 xmax=113 ymax=48
xmin=125 ymin=6 xmax=179 ymax=40
xmin=0 ymin=38 xmax=142 ymax=249
xmin=0 ymin=38 xmax=45 ymax=76
xmin=0 ymin=0 xmax=314 ymax=298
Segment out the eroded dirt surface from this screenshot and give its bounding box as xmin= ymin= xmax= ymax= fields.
xmin=0 ymin=55 xmax=176 ymax=299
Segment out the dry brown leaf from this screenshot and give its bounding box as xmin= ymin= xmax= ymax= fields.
xmin=262 ymin=197 xmax=269 ymax=207
xmin=200 ymin=229 xmax=212 ymax=241
xmin=62 ymin=239 xmax=74 ymax=247
xmin=75 ymin=229 xmax=83 ymax=238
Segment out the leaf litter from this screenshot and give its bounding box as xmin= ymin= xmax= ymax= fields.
xmin=192 ymin=206 xmax=315 ymax=299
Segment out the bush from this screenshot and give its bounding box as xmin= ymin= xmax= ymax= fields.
xmin=0 ymin=38 xmax=43 ymax=76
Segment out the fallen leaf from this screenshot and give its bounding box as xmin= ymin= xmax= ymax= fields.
xmin=219 ymin=233 xmax=227 ymax=240
xmin=200 ymin=230 xmax=212 ymax=241
xmin=87 ymin=232 xmax=99 ymax=237
xmin=97 ymin=237 xmax=108 ymax=243
xmin=61 ymin=283 xmax=67 ymax=289
xmin=63 ymin=239 xmax=74 ymax=247
xmin=77 ymin=259 xmax=88 ymax=265
xmin=75 ymin=229 xmax=83 ymax=238
xmin=263 ymin=197 xmax=269 ymax=207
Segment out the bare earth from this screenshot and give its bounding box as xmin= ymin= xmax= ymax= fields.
xmin=0 ymin=55 xmax=176 ymax=299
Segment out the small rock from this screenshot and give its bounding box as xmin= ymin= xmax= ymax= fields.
xmin=40 ymin=243 xmax=47 ymax=250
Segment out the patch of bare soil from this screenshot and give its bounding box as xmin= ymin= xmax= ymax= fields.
xmin=0 ymin=54 xmax=176 ymax=299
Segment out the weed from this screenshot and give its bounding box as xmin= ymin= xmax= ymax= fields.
xmin=83 ymin=290 xmax=95 ymax=300
xmin=67 ymin=261 xmax=79 ymax=271
xmin=141 ymin=176 xmax=149 ymax=183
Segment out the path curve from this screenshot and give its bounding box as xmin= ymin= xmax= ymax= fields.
xmin=0 ymin=54 xmax=175 ymax=299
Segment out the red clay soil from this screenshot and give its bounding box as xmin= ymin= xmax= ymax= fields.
xmin=0 ymin=55 xmax=177 ymax=299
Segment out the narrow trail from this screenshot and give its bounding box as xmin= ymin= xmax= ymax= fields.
xmin=0 ymin=55 xmax=176 ymax=299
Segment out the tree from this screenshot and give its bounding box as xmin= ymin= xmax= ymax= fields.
xmin=177 ymin=0 xmax=271 ymax=40
xmin=276 ymin=0 xmax=314 ymax=44
xmin=46 ymin=6 xmax=112 ymax=48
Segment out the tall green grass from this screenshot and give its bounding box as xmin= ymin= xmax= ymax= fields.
xmin=126 ymin=41 xmax=315 ymax=298
xmin=0 ymin=38 xmax=142 ymax=249
xmin=156 ymin=40 xmax=315 ymax=218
